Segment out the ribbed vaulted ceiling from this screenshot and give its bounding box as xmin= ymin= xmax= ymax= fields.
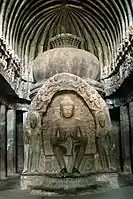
xmin=0 ymin=0 xmax=133 ymax=71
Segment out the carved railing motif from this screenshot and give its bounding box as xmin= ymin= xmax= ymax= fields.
xmin=0 ymin=37 xmax=30 ymax=99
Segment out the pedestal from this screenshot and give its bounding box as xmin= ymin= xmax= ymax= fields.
xmin=21 ymin=172 xmax=119 ymax=196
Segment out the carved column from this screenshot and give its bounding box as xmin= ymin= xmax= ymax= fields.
xmin=16 ymin=111 xmax=24 ymax=173
xmin=23 ymin=112 xmax=28 ymax=127
xmin=111 ymin=120 xmax=120 ymax=171
xmin=0 ymin=103 xmax=7 ymax=179
xmin=128 ymin=101 xmax=133 ymax=173
xmin=120 ymin=105 xmax=131 ymax=173
xmin=23 ymin=111 xmax=28 ymax=172
xmin=109 ymin=108 xmax=121 ymax=171
xmin=7 ymin=108 xmax=16 ymax=176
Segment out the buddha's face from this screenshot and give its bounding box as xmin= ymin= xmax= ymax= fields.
xmin=29 ymin=114 xmax=37 ymax=129
xmin=60 ymin=96 xmax=75 ymax=119
xmin=61 ymin=104 xmax=74 ymax=119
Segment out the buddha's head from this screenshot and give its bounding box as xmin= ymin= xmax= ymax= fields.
xmin=29 ymin=113 xmax=37 ymax=129
xmin=60 ymin=96 xmax=75 ymax=119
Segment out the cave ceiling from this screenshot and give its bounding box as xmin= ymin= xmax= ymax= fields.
xmin=0 ymin=0 xmax=133 ymax=70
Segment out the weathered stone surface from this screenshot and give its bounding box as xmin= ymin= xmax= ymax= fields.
xmin=30 ymin=34 xmax=103 ymax=99
xmin=23 ymin=112 xmax=42 ymax=173
xmin=21 ymin=173 xmax=119 ymax=196
xmin=32 ymin=34 xmax=100 ymax=84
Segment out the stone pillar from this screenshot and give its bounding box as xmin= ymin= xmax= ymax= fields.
xmin=23 ymin=112 xmax=28 ymax=126
xmin=0 ymin=103 xmax=7 ymax=179
xmin=120 ymin=105 xmax=131 ymax=173
xmin=23 ymin=112 xmax=28 ymax=172
xmin=128 ymin=101 xmax=133 ymax=173
xmin=16 ymin=111 xmax=24 ymax=173
xmin=7 ymin=108 xmax=16 ymax=176
xmin=111 ymin=120 xmax=121 ymax=171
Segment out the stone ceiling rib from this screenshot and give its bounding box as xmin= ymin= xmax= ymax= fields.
xmin=0 ymin=0 xmax=132 ymax=75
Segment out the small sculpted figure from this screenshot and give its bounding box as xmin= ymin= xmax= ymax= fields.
xmin=96 ymin=111 xmax=112 ymax=170
xmin=50 ymin=96 xmax=88 ymax=177
xmin=23 ymin=112 xmax=41 ymax=172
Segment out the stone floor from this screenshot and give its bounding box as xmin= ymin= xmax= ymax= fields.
xmin=0 ymin=179 xmax=133 ymax=199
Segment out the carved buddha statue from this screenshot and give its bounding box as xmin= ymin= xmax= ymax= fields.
xmin=50 ymin=95 xmax=88 ymax=177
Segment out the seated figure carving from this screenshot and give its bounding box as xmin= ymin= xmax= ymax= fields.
xmin=21 ymin=73 xmax=118 ymax=196
xmin=50 ymin=95 xmax=88 ymax=177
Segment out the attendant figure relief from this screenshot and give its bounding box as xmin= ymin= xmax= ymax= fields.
xmin=23 ymin=112 xmax=42 ymax=173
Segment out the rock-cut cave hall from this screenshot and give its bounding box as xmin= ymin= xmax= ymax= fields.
xmin=0 ymin=0 xmax=133 ymax=197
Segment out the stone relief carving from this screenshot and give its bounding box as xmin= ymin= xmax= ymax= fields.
xmin=0 ymin=37 xmax=26 ymax=98
xmin=24 ymin=73 xmax=114 ymax=174
xmin=103 ymin=49 xmax=133 ymax=97
xmin=21 ymin=73 xmax=118 ymax=196
xmin=23 ymin=112 xmax=42 ymax=173
xmin=50 ymin=95 xmax=88 ymax=177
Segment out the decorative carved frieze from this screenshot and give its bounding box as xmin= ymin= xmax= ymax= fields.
xmin=49 ymin=33 xmax=84 ymax=49
xmin=0 ymin=37 xmax=30 ymax=99
xmin=103 ymin=52 xmax=133 ymax=97
xmin=102 ymin=27 xmax=133 ymax=97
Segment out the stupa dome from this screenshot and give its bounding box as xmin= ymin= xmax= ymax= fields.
xmin=31 ymin=33 xmax=102 ymax=99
